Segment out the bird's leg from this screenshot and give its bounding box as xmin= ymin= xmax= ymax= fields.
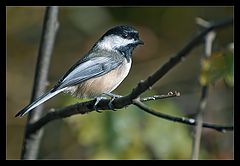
xmin=103 ymin=92 xmax=122 ymax=111
xmin=94 ymin=96 xmax=107 ymax=113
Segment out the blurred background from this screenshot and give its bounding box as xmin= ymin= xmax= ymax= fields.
xmin=6 ymin=6 xmax=233 ymax=159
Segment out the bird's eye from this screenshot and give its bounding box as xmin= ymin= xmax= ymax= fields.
xmin=122 ymin=33 xmax=128 ymax=39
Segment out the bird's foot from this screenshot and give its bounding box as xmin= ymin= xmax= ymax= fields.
xmin=103 ymin=92 xmax=122 ymax=111
xmin=94 ymin=96 xmax=107 ymax=113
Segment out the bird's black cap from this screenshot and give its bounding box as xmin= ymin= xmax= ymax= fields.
xmin=103 ymin=25 xmax=138 ymax=36
xmin=101 ymin=25 xmax=141 ymax=41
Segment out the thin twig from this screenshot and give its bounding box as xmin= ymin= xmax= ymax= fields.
xmin=26 ymin=18 xmax=233 ymax=135
xmin=191 ymin=86 xmax=208 ymax=159
xmin=133 ymin=99 xmax=233 ymax=132
xmin=191 ymin=18 xmax=216 ymax=160
xmin=141 ymin=91 xmax=180 ymax=102
xmin=20 ymin=6 xmax=59 ymax=159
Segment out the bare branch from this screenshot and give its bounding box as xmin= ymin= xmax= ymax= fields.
xmin=20 ymin=6 xmax=59 ymax=159
xmin=118 ymin=18 xmax=233 ymax=102
xmin=141 ymin=91 xmax=180 ymax=102
xmin=27 ymin=89 xmax=233 ymax=134
xmin=191 ymin=86 xmax=208 ymax=159
xmin=26 ymin=91 xmax=180 ymax=134
xmin=133 ymin=99 xmax=233 ymax=132
xmin=26 ymin=17 xmax=233 ymax=135
xmin=191 ymin=18 xmax=217 ymax=160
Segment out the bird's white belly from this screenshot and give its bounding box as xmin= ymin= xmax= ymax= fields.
xmin=108 ymin=59 xmax=132 ymax=92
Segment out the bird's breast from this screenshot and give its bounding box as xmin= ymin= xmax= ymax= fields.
xmin=64 ymin=59 xmax=132 ymax=98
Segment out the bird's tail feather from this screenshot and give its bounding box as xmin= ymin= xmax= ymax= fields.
xmin=15 ymin=88 xmax=65 ymax=117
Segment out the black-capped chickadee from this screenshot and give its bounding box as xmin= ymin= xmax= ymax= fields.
xmin=15 ymin=25 xmax=144 ymax=117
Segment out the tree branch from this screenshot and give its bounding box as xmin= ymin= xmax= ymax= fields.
xmin=27 ymin=91 xmax=180 ymax=133
xmin=132 ymin=99 xmax=233 ymax=132
xmin=26 ymin=17 xmax=233 ymax=135
xmin=119 ymin=17 xmax=233 ymax=102
xmin=191 ymin=86 xmax=207 ymax=159
xmin=191 ymin=19 xmax=217 ymax=160
xmin=20 ymin=6 xmax=59 ymax=159
xmin=141 ymin=91 xmax=180 ymax=102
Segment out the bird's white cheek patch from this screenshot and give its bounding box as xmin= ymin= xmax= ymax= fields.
xmin=98 ymin=36 xmax=135 ymax=51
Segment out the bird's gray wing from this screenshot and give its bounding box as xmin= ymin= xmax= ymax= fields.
xmin=54 ymin=56 xmax=122 ymax=90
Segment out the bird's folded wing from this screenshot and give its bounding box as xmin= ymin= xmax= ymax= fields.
xmin=54 ymin=56 xmax=122 ymax=90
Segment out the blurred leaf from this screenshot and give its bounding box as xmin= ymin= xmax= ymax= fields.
xmin=199 ymin=50 xmax=234 ymax=87
xmin=223 ymin=50 xmax=234 ymax=86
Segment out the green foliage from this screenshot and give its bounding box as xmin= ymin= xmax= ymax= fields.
xmin=199 ymin=50 xmax=234 ymax=87
xmin=223 ymin=51 xmax=234 ymax=86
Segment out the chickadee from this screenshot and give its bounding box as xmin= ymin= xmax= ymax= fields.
xmin=15 ymin=25 xmax=144 ymax=117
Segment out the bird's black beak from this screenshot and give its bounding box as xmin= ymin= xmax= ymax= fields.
xmin=136 ymin=39 xmax=144 ymax=45
xmin=137 ymin=39 xmax=144 ymax=45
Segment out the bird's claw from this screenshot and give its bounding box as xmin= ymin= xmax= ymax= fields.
xmin=94 ymin=96 xmax=107 ymax=113
xmin=103 ymin=93 xmax=122 ymax=111
xmin=108 ymin=97 xmax=117 ymax=111
xmin=94 ymin=93 xmax=122 ymax=112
